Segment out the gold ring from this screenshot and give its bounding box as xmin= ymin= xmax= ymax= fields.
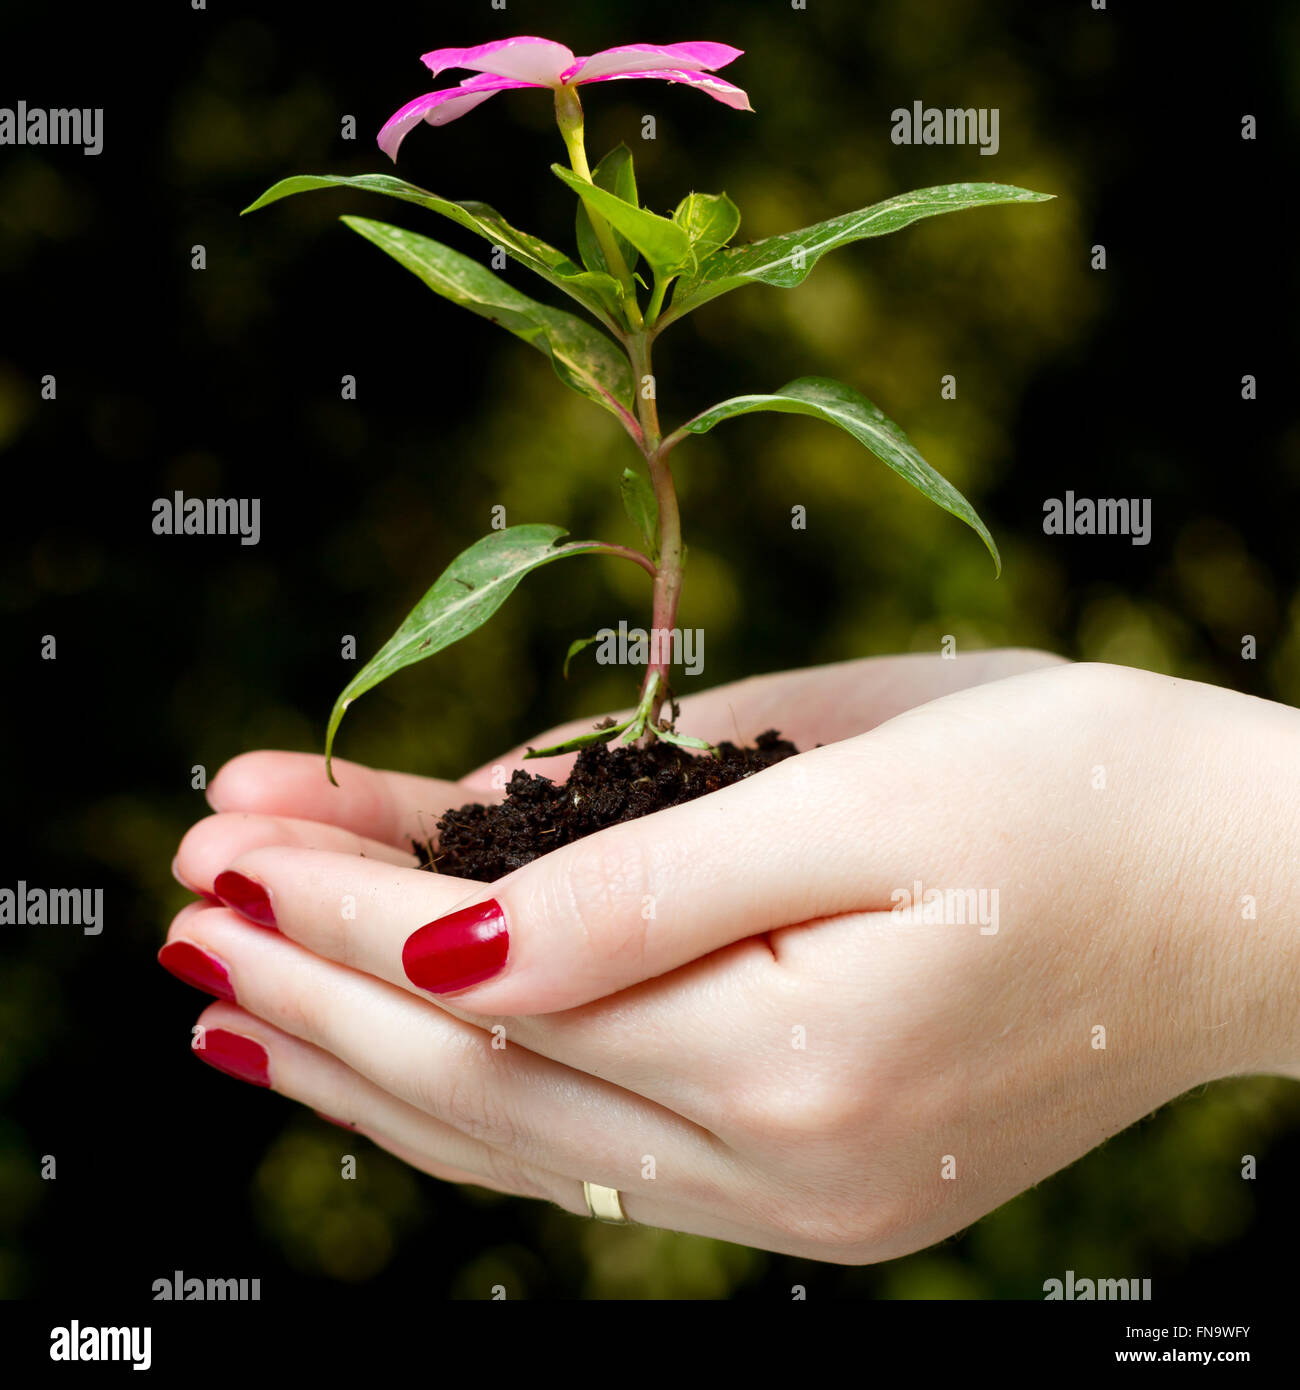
xmin=583 ymin=1181 xmax=631 ymax=1224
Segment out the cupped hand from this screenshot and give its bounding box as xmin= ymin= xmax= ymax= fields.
xmin=163 ymin=655 xmax=1300 ymax=1262
xmin=171 ymin=647 xmax=1063 ymax=891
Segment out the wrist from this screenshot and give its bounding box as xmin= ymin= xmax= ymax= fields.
xmin=1164 ymin=682 xmax=1300 ymax=1081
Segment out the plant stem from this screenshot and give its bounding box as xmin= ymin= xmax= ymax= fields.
xmin=615 ymin=670 xmax=664 ymax=747
xmin=554 ymin=87 xmax=644 ymax=331
xmin=583 ymin=541 xmax=657 ymax=580
xmin=553 ymin=87 xmax=683 ymax=736
xmin=629 ymin=331 xmax=683 ymax=732
xmin=655 ymin=420 xmax=693 ymax=460
xmin=644 ymin=275 xmax=670 ymax=327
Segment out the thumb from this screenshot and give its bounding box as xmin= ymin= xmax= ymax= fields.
xmin=399 ymin=740 xmax=881 ymax=1013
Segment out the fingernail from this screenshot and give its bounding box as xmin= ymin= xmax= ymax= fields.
xmin=403 ymin=898 xmax=508 ymax=994
xmin=158 ymin=940 xmax=235 ymax=1001
xmin=314 ymin=1111 xmax=355 ymax=1130
xmin=194 ymin=1028 xmax=270 ymax=1087
xmin=172 ymin=857 xmax=222 ymax=906
xmin=213 ymin=870 xmax=277 ymax=930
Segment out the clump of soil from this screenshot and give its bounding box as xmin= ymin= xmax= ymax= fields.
xmin=418 ymin=729 xmax=798 ymax=883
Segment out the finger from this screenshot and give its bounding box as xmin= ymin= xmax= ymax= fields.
xmin=187 ymin=1002 xmax=802 ymax=1252
xmin=368 ymin=1114 xmax=790 ymax=1253
xmin=206 ymin=751 xmax=499 ymax=851
xmin=189 ymin=1001 xmax=585 ymax=1211
xmin=205 ymin=847 xmax=479 ymax=944
xmin=168 ymin=906 xmax=725 ymax=1203
xmin=405 ymin=742 xmax=882 ymax=1013
xmin=178 ymin=848 xmax=774 ymax=1118
xmin=460 ymin=649 xmax=1068 ymax=787
xmin=213 ymin=757 xmax=866 ymax=1017
xmin=175 ymin=812 xmax=415 ymax=898
xmin=168 ymin=899 xmax=213 ymax=931
xmin=356 ymin=1130 xmax=562 ymax=1202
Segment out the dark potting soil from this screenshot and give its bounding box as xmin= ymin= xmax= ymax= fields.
xmin=417 ymin=729 xmax=799 ymax=883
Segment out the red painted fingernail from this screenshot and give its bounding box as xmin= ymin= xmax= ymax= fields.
xmin=314 ymin=1112 xmax=355 ymax=1130
xmin=158 ymin=940 xmax=235 ymax=1001
xmin=403 ymin=898 xmax=508 ymax=994
xmin=213 ymin=870 xmax=277 ymax=930
xmin=194 ymin=1028 xmax=270 ymax=1087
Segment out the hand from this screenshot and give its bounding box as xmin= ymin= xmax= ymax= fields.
xmin=164 ymin=658 xmax=1300 ymax=1262
xmin=456 ymin=645 xmax=1066 ymax=791
xmin=172 ymin=646 xmax=1065 ymax=894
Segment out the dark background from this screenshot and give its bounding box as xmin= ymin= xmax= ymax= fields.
xmin=1 ymin=0 xmax=1296 ymax=1300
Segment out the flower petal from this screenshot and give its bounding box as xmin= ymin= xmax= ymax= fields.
xmin=581 ymin=68 xmax=754 ymax=112
xmin=562 ymin=42 xmax=743 ymax=84
xmin=378 ymin=75 xmax=536 ymax=159
xmin=420 ymin=36 xmax=576 ymax=86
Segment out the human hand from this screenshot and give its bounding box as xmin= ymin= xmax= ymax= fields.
xmin=173 ymin=646 xmax=1065 ymax=896
xmin=163 ymin=660 xmax=1300 ymax=1262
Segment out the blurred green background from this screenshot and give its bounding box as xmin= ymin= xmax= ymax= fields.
xmin=1 ymin=0 xmax=1296 ymax=1299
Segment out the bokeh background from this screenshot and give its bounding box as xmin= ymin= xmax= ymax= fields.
xmin=1 ymin=0 xmax=1296 ymax=1299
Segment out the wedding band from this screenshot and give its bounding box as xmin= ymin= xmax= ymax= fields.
xmin=583 ymin=1181 xmax=631 ymax=1224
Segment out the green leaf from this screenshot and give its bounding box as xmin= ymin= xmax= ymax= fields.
xmin=341 ymin=217 xmax=633 ymax=419
xmin=566 ymin=270 xmax=627 ymax=319
xmin=524 ymin=722 xmax=627 ymax=758
xmin=563 ymin=633 xmax=603 ymax=679
xmin=551 ymin=164 xmax=691 ymax=277
xmin=326 ymin=525 xmax=609 ymax=779
xmin=672 ymin=191 xmax=741 ymax=275
xmin=665 ymin=182 xmax=1053 ymax=323
xmin=243 ymin=172 xmax=624 ymax=331
xmin=619 ymin=466 xmax=659 ymax=559
xmin=576 ymin=144 xmax=640 ymax=278
xmin=680 ymin=377 xmax=1000 ymax=573
xmin=652 ymin=727 xmax=719 ymax=754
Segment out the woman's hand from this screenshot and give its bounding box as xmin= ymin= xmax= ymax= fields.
xmin=169 ymin=646 xmax=1066 ymax=1003
xmin=164 ymin=657 xmax=1300 ymax=1263
xmin=171 ymin=647 xmax=1064 ymax=893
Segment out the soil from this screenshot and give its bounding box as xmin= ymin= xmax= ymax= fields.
xmin=417 ymin=729 xmax=799 ymax=882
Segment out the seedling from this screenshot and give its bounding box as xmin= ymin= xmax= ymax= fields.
xmin=244 ymin=36 xmax=1051 ymax=780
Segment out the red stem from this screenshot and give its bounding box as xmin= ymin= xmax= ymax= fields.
xmin=583 ymin=541 xmax=657 ymax=581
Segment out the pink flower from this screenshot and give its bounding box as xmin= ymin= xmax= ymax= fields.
xmin=379 ymin=37 xmax=751 ymax=160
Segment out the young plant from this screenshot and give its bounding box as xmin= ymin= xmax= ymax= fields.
xmin=244 ymin=36 xmax=1052 ymax=780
